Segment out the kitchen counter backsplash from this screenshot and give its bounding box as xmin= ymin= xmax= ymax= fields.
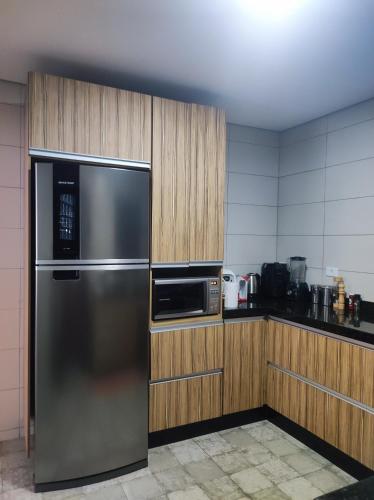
xmin=224 ymin=297 xmax=374 ymax=346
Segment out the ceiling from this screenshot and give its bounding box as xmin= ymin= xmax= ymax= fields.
xmin=1 ymin=0 xmax=374 ymax=130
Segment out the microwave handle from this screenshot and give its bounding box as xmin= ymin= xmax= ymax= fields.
xmin=154 ymin=277 xmax=212 ymax=285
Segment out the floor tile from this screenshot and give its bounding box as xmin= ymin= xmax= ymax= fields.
xmin=167 ymin=485 xmax=210 ymax=500
xmin=251 ymin=486 xmax=291 ymax=499
xmin=201 ymin=475 xmax=242 ymax=499
xmin=2 ymin=466 xmax=33 ymax=492
xmin=148 ymin=446 xmax=179 ymax=473
xmin=278 ymin=477 xmax=323 ymax=499
xmin=243 ymin=422 xmax=285 ymax=443
xmin=231 ymin=467 xmax=273 ymax=495
xmin=194 ymin=433 xmax=233 ymax=456
xmin=122 ymin=473 xmax=164 ymax=500
xmin=155 ymin=466 xmax=195 ymax=492
xmin=0 ymin=488 xmax=42 ymax=499
xmin=0 ymin=450 xmax=30 ymax=471
xmin=221 ymin=429 xmax=257 ymax=450
xmin=184 ymin=458 xmax=225 ymax=484
xmin=85 ymin=484 xmax=126 ymax=500
xmin=262 ymin=438 xmax=301 ymax=457
xmin=212 ymin=451 xmax=250 ymax=474
xmin=118 ymin=467 xmax=151 ymax=483
xmin=305 ymin=468 xmax=350 ymax=493
xmin=282 ymin=451 xmax=323 ymax=475
xmin=0 ymin=438 xmax=25 ymax=456
xmin=242 ymin=443 xmax=273 ymax=466
xmin=256 ymin=457 xmax=299 ymax=484
xmin=42 ymin=488 xmax=84 ymax=499
xmin=325 ymin=465 xmax=356 ymax=485
xmin=169 ymin=441 xmax=207 ymax=465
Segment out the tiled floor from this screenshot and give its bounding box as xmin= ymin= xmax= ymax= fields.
xmin=0 ymin=420 xmax=356 ymax=500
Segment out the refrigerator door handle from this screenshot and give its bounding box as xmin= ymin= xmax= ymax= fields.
xmin=37 ymin=264 xmax=149 ymax=271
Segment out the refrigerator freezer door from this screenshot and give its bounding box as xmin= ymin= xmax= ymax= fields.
xmin=34 ymin=163 xmax=149 ymax=262
xmin=34 ymin=265 xmax=149 ymax=484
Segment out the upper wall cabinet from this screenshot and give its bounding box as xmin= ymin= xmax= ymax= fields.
xmin=28 ymin=72 xmax=152 ymax=162
xmin=152 ymin=97 xmax=226 ymax=264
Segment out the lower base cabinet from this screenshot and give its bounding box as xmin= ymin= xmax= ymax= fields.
xmin=149 ymin=373 xmax=222 ymax=432
xmin=266 ymin=365 xmax=374 ymax=470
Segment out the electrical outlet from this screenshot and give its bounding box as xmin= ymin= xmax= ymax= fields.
xmin=326 ymin=266 xmax=339 ymax=277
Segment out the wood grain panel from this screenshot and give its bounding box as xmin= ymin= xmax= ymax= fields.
xmin=223 ymin=320 xmax=264 ymax=414
xmin=150 ymin=324 xmax=223 ymax=380
xmin=189 ymin=105 xmax=225 ymax=262
xmin=266 ymin=366 xmax=374 ymax=470
xmin=151 ymin=97 xmax=190 ymax=263
xmin=266 ymin=320 xmax=374 ymax=408
xmin=28 ymin=72 xmax=151 ymax=161
xmin=149 ymin=373 xmax=222 ymax=432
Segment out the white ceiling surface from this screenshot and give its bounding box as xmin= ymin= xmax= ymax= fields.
xmin=1 ymin=0 xmax=374 ymax=130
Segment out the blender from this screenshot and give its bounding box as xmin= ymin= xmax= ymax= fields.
xmin=286 ymin=256 xmax=309 ymax=301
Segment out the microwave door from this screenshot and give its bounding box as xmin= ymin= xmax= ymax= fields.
xmin=153 ymin=280 xmax=206 ymax=320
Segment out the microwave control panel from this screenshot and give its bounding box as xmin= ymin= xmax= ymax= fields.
xmin=207 ymin=279 xmax=221 ymax=314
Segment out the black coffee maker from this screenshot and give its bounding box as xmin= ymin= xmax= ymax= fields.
xmin=286 ymin=256 xmax=309 ymax=301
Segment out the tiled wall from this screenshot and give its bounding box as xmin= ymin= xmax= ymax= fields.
xmin=278 ymin=98 xmax=374 ymax=300
xmin=224 ymin=124 xmax=279 ymax=276
xmin=0 ymin=80 xmax=25 ymax=441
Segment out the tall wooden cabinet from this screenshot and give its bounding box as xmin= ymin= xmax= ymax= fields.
xmin=28 ymin=72 xmax=152 ymax=162
xmin=152 ymin=97 xmax=225 ymax=264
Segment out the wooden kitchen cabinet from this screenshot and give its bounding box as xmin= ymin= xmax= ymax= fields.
xmin=266 ymin=365 xmax=374 ymax=469
xmin=150 ymin=324 xmax=223 ymax=381
xmin=266 ymin=319 xmax=374 ymax=407
xmin=151 ymin=97 xmax=226 ymax=264
xmin=149 ymin=373 xmax=222 ymax=432
xmin=223 ymin=319 xmax=265 ymax=414
xmin=28 ymin=72 xmax=152 ymax=162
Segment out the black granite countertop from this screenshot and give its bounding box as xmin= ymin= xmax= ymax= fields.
xmin=223 ymin=297 xmax=374 ymax=346
xmin=315 ymin=475 xmax=374 ymax=499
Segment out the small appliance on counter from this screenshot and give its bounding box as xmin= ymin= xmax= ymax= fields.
xmin=261 ymin=262 xmax=289 ymax=298
xmin=238 ymin=275 xmax=249 ymax=302
xmin=286 ymin=256 xmax=309 ymax=301
xmin=222 ymin=269 xmax=238 ymax=308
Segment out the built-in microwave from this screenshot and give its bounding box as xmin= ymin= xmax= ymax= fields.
xmin=152 ymin=276 xmax=221 ymax=320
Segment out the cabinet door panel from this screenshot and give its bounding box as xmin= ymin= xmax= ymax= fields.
xmin=189 ymin=105 xmax=225 ymax=262
xmin=223 ymin=320 xmax=264 ymax=414
xmin=149 ymin=373 xmax=222 ymax=432
xmin=28 ymin=72 xmax=151 ymax=161
xmin=150 ymin=324 xmax=223 ymax=380
xmin=151 ymin=97 xmax=190 ymax=263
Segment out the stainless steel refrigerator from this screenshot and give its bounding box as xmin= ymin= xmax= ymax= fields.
xmin=32 ymin=160 xmax=149 ymax=490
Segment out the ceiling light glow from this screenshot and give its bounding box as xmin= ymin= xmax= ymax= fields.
xmin=240 ymin=0 xmax=305 ymax=21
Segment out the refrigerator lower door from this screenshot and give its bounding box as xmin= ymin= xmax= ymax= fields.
xmin=34 ymin=265 xmax=149 ymax=485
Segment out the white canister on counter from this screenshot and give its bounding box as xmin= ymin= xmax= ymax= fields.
xmin=224 ymin=280 xmax=239 ymax=308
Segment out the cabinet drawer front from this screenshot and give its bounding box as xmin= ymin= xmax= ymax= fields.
xmin=150 ymin=325 xmax=223 ymax=381
xmin=266 ymin=320 xmax=374 ymax=407
xmin=149 ymin=373 xmax=222 ymax=432
xmin=266 ymin=366 xmax=374 ymax=470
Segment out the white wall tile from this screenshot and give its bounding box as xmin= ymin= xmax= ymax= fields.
xmin=0 ymin=81 xmax=25 ymax=105
xmin=0 ymin=187 xmax=21 ymax=228
xmin=328 ymin=98 xmax=374 ymax=132
xmin=0 ymin=269 xmax=20 ymax=310
xmin=323 ymin=270 xmax=374 ymax=300
xmin=326 ymin=119 xmax=374 ymax=166
xmin=222 ymin=264 xmax=262 ymax=276
xmin=227 ymin=204 xmax=277 ymax=235
xmin=228 ymin=123 xmax=279 ymax=147
xmin=277 ymin=235 xmax=323 ymax=268
xmin=0 ymin=309 xmax=19 ymax=350
xmin=279 ymin=135 xmax=326 ymax=176
xmin=226 ymin=235 xmax=276 ymax=265
xmin=228 ymin=173 xmax=278 ymax=205
xmin=0 ymin=104 xmax=21 ymax=147
xmin=278 ymin=203 xmax=324 ymax=235
xmin=0 ymin=145 xmax=21 ymax=188
xmin=324 ymin=235 xmax=374 ymax=273
xmin=325 ymin=197 xmax=374 ymax=235
xmin=0 ymin=389 xmax=19 ymax=431
xmin=0 ymin=349 xmax=19 ymax=390
xmin=325 ymin=158 xmax=374 ymax=200
xmin=280 ymin=117 xmax=328 ymax=146
xmin=0 ymin=228 xmax=22 ymax=268
xmin=306 ymin=267 xmax=323 ymax=285
xmin=228 ymin=141 xmax=278 ymax=176
xmin=278 ymin=170 xmax=324 ymax=205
